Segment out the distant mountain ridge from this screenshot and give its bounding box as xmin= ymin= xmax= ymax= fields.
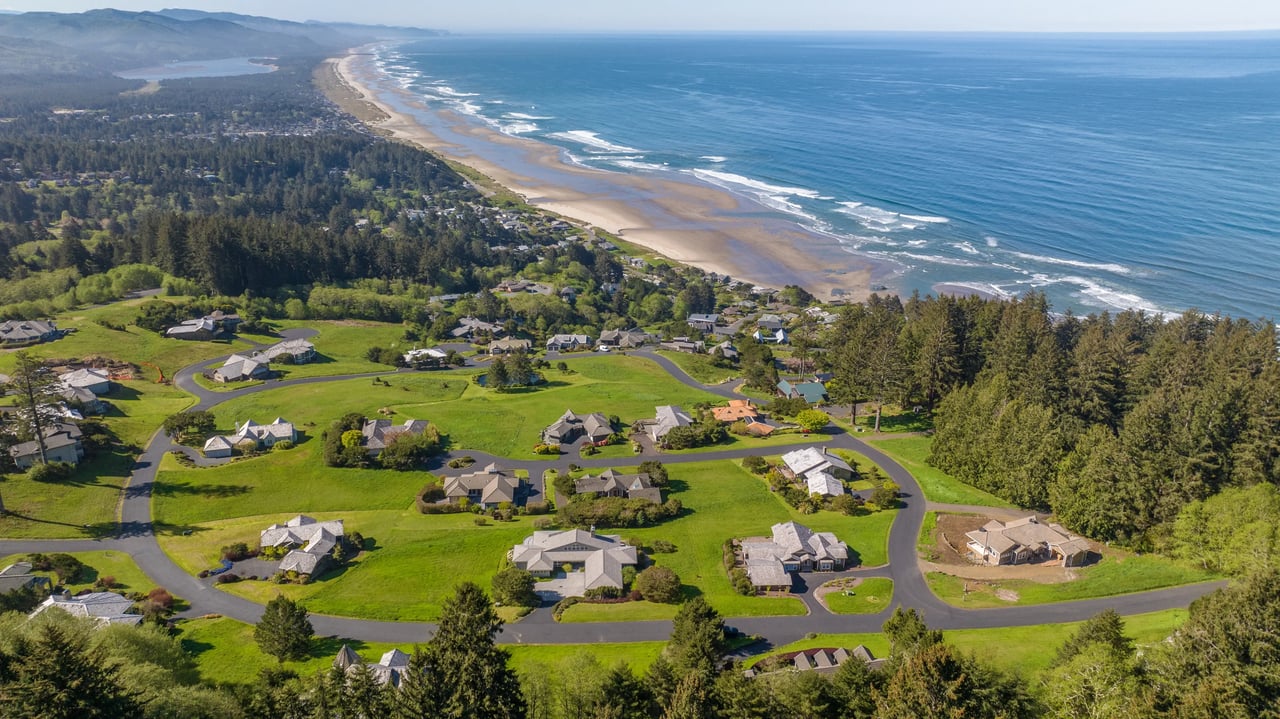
xmin=0 ymin=7 xmax=445 ymax=73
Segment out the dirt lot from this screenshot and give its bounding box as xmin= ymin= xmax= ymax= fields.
xmin=922 ymin=512 xmax=1094 ymax=584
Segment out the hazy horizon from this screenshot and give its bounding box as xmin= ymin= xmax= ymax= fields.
xmin=1 ymin=1 xmax=1278 ymax=34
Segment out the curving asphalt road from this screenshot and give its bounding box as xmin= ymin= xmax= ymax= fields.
xmin=0 ymin=334 xmax=1225 ymax=648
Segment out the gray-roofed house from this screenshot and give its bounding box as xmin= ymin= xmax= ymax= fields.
xmin=253 ymin=338 xmax=317 ymax=364
xmin=743 ymin=646 xmax=885 ymax=679
xmin=334 ymin=645 xmax=411 ymax=688
xmin=710 ymin=341 xmax=739 ymax=361
xmin=546 ymin=334 xmax=592 ymax=352
xmin=740 ymin=521 xmax=850 ymax=592
xmin=509 ymin=529 xmax=638 ymax=596
xmin=687 ymin=313 xmax=720 ymax=333
xmin=203 ymin=418 xmax=296 ymax=457
xmin=574 ymin=469 xmax=663 ymax=504
xmin=443 ymin=463 xmax=527 ymax=508
xmin=542 ymin=409 xmax=613 ymax=445
xmin=658 ymin=337 xmax=705 ymax=354
xmin=489 ymin=338 xmax=532 ymax=355
xmin=450 ymin=317 xmax=505 ymax=341
xmin=165 ymin=311 xmax=241 ymax=340
xmin=361 ymin=418 xmax=430 ymax=456
xmin=59 ymin=368 xmax=111 ymax=395
xmin=598 ymin=328 xmax=652 ymax=349
xmin=261 ymin=515 xmax=345 ymax=579
xmin=0 ymin=562 xmax=50 ymax=596
xmin=781 ymin=446 xmax=855 ymax=482
xmin=646 ymin=405 xmax=693 ymax=442
xmin=30 ymin=591 xmax=140 ymax=626
xmin=966 ymin=516 xmax=1091 ymax=567
xmin=10 ymin=422 xmax=84 ymax=469
xmin=805 ymin=471 xmax=847 ymax=498
xmin=213 ymin=354 xmax=271 ymax=383
xmin=0 ymin=319 xmax=59 ymax=346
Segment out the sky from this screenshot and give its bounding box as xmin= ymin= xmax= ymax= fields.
xmin=2 ymin=0 xmax=1278 ymax=33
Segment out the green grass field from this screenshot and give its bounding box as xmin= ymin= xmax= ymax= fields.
xmin=654 ymin=351 xmax=737 ymax=385
xmin=863 ymin=436 xmax=1014 ymax=508
xmin=0 ymin=550 xmax=164 ymax=597
xmin=0 ymin=379 xmax=194 ymax=538
xmin=925 ymin=553 xmax=1219 ymax=608
xmin=751 ymin=608 xmax=1188 ymax=678
xmin=821 ymin=578 xmax=894 ymax=614
xmin=558 ymin=601 xmax=681 ymax=623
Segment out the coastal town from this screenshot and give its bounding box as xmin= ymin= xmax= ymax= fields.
xmin=0 ymin=6 xmax=1274 ymax=718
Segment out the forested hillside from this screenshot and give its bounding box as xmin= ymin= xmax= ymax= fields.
xmin=822 ymin=292 xmax=1280 ymax=560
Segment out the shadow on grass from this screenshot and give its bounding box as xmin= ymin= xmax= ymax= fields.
xmin=1 ymin=512 xmax=117 ymax=538
xmin=153 ymin=521 xmax=213 ymax=538
xmin=151 ymin=480 xmax=252 ymax=499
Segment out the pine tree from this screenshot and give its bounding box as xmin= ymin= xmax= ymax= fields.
xmin=3 ymin=621 xmax=144 ymax=719
xmin=7 ymin=351 xmax=62 ymax=465
xmin=394 ymin=647 xmax=447 ymax=719
xmin=665 ymin=597 xmax=726 ymax=677
xmin=594 ymin=663 xmax=656 ymax=719
xmin=253 ymin=595 xmax=314 ymax=663
xmin=429 ymin=582 xmax=526 ymax=719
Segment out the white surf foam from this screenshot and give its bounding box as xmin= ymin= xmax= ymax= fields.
xmin=899 ymin=252 xmax=983 ymax=268
xmin=837 ymin=201 xmax=950 ymax=232
xmin=985 ymin=236 xmax=1000 ymax=247
xmin=436 ymin=86 xmax=481 ymax=98
xmin=505 ymin=112 xmax=553 ymax=120
xmin=952 ymin=241 xmax=981 ymax=255
xmin=936 ymin=282 xmax=1015 ymax=299
xmin=548 ymin=130 xmax=641 ymax=154
xmin=691 ymin=169 xmax=822 ymax=199
xmin=499 ymin=122 xmax=539 ymax=135
xmin=1008 ymin=251 xmax=1131 ymax=275
xmin=902 ymin=213 xmax=950 ymax=224
xmin=699 ymin=155 xmax=728 ymax=163
xmin=612 ymin=159 xmax=667 ymax=171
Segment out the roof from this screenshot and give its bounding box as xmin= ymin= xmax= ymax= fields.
xmin=0 ymin=319 xmax=56 ymax=342
xmin=687 ymin=313 xmax=720 ymax=324
xmin=59 ymin=367 xmax=110 ymax=390
xmin=490 ymin=338 xmax=532 ymax=352
xmin=444 ymin=466 xmax=522 ymax=505
xmin=32 ymin=592 xmax=140 ymax=625
xmin=9 ymin=422 xmax=83 ymax=460
xmin=711 ymin=399 xmax=759 ymax=423
xmin=575 ymin=469 xmax=661 ymax=503
xmin=781 ymin=447 xmax=852 ymax=478
xmin=261 ymin=515 xmax=345 ymax=548
xmin=806 ymin=471 xmax=846 ymax=497
xmin=965 ymin=516 xmax=1090 ymax=558
xmin=362 ymin=418 xmax=429 ymax=451
xmin=650 ymin=405 xmax=693 ymax=440
xmin=778 ymin=379 xmax=827 ymax=404
xmin=253 ymin=339 xmax=315 ymax=362
xmin=744 ymin=521 xmax=849 ymax=565
xmin=745 ymin=558 xmax=791 ymax=588
xmin=547 ymin=333 xmax=591 ymax=346
xmin=510 ymin=530 xmax=639 ymax=590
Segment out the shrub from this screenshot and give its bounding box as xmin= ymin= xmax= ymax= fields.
xmin=147 ymin=587 xmax=175 ymax=610
xmin=215 ymin=573 xmax=240 ymax=584
xmin=742 ymin=456 xmax=769 ymax=474
xmin=272 ymin=440 xmax=294 ymax=451
xmin=28 ymin=462 xmax=74 ymax=482
xmin=94 ymin=575 xmax=118 ymax=590
xmin=447 ymin=456 xmax=475 ymax=469
xmin=584 ymin=586 xmax=625 ymax=600
xmin=730 ymin=568 xmax=755 ymax=596
xmin=651 ymin=539 xmax=677 ymax=553
xmin=622 ymin=565 xmax=638 ymax=589
xmin=491 ymin=567 xmax=539 ymax=608
xmin=221 ymin=542 xmax=252 ymax=562
xmin=524 ymin=502 xmax=550 ymax=516
xmin=634 ymin=565 xmax=682 ymax=604
xmin=473 ymin=517 xmax=488 ymax=526
xmin=794 ymin=409 xmax=831 ymax=433
xmin=729 ymin=421 xmax=750 ymax=436
xmin=637 ymin=460 xmax=669 ymax=487
xmin=532 ymin=443 xmax=561 ymax=456
xmin=532 ymin=517 xmax=554 ymax=530
xmin=552 ymin=596 xmax=581 ymax=621
xmin=197 ymin=570 xmax=209 ymax=579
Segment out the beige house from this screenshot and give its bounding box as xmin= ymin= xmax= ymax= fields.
xmin=965 ymin=516 xmax=1090 ymax=567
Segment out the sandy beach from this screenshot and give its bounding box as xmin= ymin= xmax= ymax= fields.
xmin=326 ymin=50 xmax=879 ymax=302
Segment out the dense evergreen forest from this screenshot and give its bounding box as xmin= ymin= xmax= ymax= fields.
xmin=821 ymin=292 xmax=1280 ymax=565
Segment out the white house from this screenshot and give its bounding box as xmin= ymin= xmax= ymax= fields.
xmin=509 ymin=529 xmax=638 ymax=596
xmin=781 ymin=447 xmax=855 ymax=481
xmin=59 ymin=368 xmax=111 ymax=396
xmin=741 ymin=522 xmax=850 ymax=592
xmin=30 ymin=592 xmax=141 ymax=626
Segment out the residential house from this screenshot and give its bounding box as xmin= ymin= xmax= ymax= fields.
xmin=361 ymin=418 xmax=430 ymax=456
xmin=59 ymin=368 xmax=110 ymax=396
xmin=30 ymin=591 xmax=140 ymax=626
xmin=403 ymin=347 xmax=448 ymax=365
xmin=598 ymin=328 xmax=652 ymax=349
xmin=712 ymin=399 xmax=760 ymax=424
xmin=213 ymin=354 xmax=271 ymax=383
xmin=966 ymin=516 xmax=1091 ymax=568
xmin=781 ymin=446 xmax=855 ymax=482
xmin=443 ymin=463 xmax=526 ymax=508
xmin=334 ymin=646 xmax=410 ymax=688
xmin=743 ymin=646 xmax=884 ymax=679
xmin=753 ymin=327 xmax=789 ymax=344
xmin=495 ymin=278 xmax=533 ymax=293
xmin=165 ymin=311 xmax=240 ymax=340
xmin=542 ymin=409 xmax=613 ymax=445
xmin=658 ymin=337 xmax=705 ymax=354
xmin=10 ymin=423 xmax=84 ymax=469
xmin=687 ymin=313 xmax=720 ymax=333
xmin=261 ymin=515 xmax=345 ymax=578
xmin=574 ymin=469 xmax=662 ymax=504
xmin=0 ymin=562 xmax=50 ymax=596
xmin=0 ymin=319 xmax=58 ymax=346
xmin=756 ymin=314 xmax=785 ymax=331
xmin=645 ymin=405 xmax=693 ymax=442
xmin=710 ymin=340 xmax=739 ymax=361
xmin=805 ymin=471 xmax=847 ymax=498
xmin=546 ymin=334 xmax=592 ymax=352
xmin=489 ymin=338 xmax=532 ymax=355
xmin=777 ymin=379 xmax=828 ymax=405
xmin=509 ymin=529 xmax=638 ymax=596
xmin=203 ymin=417 xmax=297 ymax=457
xmin=253 ymin=339 xmax=317 ymax=364
xmin=741 ymin=521 xmax=850 ymax=592
xmin=450 ymin=317 xmax=505 ymax=341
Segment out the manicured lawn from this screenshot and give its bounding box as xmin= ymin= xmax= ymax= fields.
xmin=0 ymin=550 xmax=165 ymax=597
xmin=662 ymin=429 xmax=830 ymax=457
xmin=559 ymin=601 xmax=680 ymax=623
xmin=925 ymin=553 xmax=1220 ymax=608
xmin=863 ymin=436 xmax=1014 ymax=508
xmin=507 ymin=641 xmax=665 ymax=677
xmin=917 ymin=511 xmax=938 ymax=559
xmin=750 ymin=608 xmax=1188 ymax=678
xmin=256 ymin=319 xmax=412 ymax=381
xmin=0 ymin=379 xmax=193 ymax=538
xmin=822 ymin=578 xmax=894 ymax=615
xmin=176 ymin=616 xmax=401 ymax=685
xmin=655 ymin=350 xmax=736 ymax=385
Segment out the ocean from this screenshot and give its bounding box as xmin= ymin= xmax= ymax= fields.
xmin=372 ymin=34 xmax=1280 ymax=319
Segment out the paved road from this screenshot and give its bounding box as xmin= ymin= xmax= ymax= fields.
xmin=0 ymin=337 xmax=1226 ymax=648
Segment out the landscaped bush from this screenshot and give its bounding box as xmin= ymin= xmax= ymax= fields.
xmin=660 ymin=421 xmax=726 ymax=450
xmin=473 ymin=517 xmax=488 ymax=526
xmin=28 ymin=553 xmax=86 ymax=584
xmin=491 ymin=567 xmax=539 ymax=608
xmin=523 ymin=502 xmax=550 ymax=515
xmin=378 ymin=424 xmax=443 ymax=470
xmin=870 ymin=482 xmax=900 ymax=509
xmin=271 ymin=440 xmax=294 ymax=451
xmin=323 ymin=413 xmax=369 ymax=468
xmin=447 ymin=456 xmax=475 ymax=469
xmin=551 ymin=596 xmax=581 ymax=621
xmin=742 ymin=456 xmax=769 ymax=474
xmin=532 ymin=517 xmax=554 ymax=530
xmin=557 ymin=496 xmax=682 ymax=529
xmin=766 ymin=396 xmax=810 ymax=418
xmin=634 ymin=565 xmax=682 ymax=604
xmin=93 ymin=575 xmax=118 ymax=590
xmin=637 ymin=460 xmax=669 ymax=487
xmin=215 ymin=573 xmax=240 ymax=584
xmin=220 ymin=542 xmax=253 ymax=562
xmin=147 ymin=587 xmax=175 ymax=610
xmin=27 ymin=462 xmax=74 ymax=482
xmin=532 ymin=443 xmax=560 ymax=456
xmin=730 ymin=567 xmax=755 ymax=596
xmin=651 ymin=539 xmax=677 ymax=553
xmin=584 ymin=586 xmax=626 ymax=600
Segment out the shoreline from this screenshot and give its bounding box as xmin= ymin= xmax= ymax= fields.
xmin=325 ymin=48 xmax=882 ymax=302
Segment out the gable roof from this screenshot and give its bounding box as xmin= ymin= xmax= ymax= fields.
xmin=650 ymin=405 xmax=693 ymax=440
xmin=781 ymin=446 xmax=852 ymax=478
xmin=32 ymin=591 xmax=140 ymax=625
xmin=362 ymin=418 xmax=429 ymax=451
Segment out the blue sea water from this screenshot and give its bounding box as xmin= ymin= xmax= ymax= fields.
xmin=375 ymin=34 xmax=1280 ymax=318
